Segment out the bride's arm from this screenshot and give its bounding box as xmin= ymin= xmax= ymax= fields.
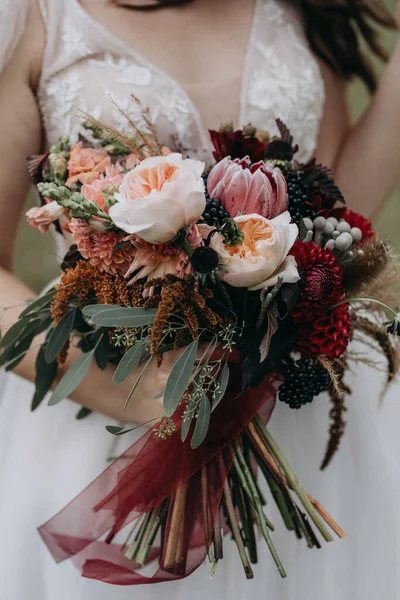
xmin=0 ymin=6 xmax=164 ymax=425
xmin=316 ymin=11 xmax=400 ymax=219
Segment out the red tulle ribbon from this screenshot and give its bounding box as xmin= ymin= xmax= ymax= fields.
xmin=39 ymin=369 xmax=280 ymax=585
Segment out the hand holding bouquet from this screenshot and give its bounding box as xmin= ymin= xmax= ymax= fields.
xmin=2 ymin=104 xmax=399 ymax=585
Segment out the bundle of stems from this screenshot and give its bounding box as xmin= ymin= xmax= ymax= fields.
xmin=122 ymin=416 xmax=345 ymax=579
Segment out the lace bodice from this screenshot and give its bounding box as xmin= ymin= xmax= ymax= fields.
xmin=37 ymin=0 xmax=324 ymax=166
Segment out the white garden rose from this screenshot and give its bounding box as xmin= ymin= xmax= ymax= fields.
xmin=109 ymin=153 xmax=206 ymax=244
xmin=210 ymin=212 xmax=300 ymax=290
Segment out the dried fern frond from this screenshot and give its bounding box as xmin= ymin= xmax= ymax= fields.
xmin=352 ymin=316 xmax=400 ymax=388
xmin=342 ymin=240 xmax=390 ymax=296
xmin=361 ymin=255 xmax=400 ymax=305
xmin=320 ymin=357 xmax=350 ymax=470
xmin=76 ymin=109 xmax=139 ymax=154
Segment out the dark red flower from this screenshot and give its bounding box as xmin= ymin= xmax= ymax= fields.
xmin=290 ymin=241 xmax=344 ymax=322
xmin=298 ymin=303 xmax=351 ymax=359
xmin=209 ymin=129 xmax=267 ymax=164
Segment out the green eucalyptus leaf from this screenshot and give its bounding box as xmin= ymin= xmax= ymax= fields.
xmin=48 ymin=347 xmax=96 ymax=406
xmin=90 ymin=307 xmax=157 ymax=328
xmin=106 ymin=425 xmax=137 ymax=436
xmin=31 ymin=345 xmax=58 ymax=411
xmin=76 ymin=407 xmax=93 ymax=420
xmin=0 ymin=317 xmax=30 ymax=349
xmin=111 ymin=240 xmax=131 ymax=258
xmin=5 ymin=332 xmax=36 ymax=371
xmin=163 ymin=340 xmax=198 ymax=418
xmin=19 ymin=289 xmax=55 ymax=319
xmin=191 ymin=394 xmax=211 ymax=449
xmin=113 ymin=341 xmax=143 ymax=385
xmin=82 ymin=304 xmax=116 ymax=318
xmin=212 ymin=362 xmax=230 ymax=411
xmin=181 ymin=413 xmax=194 ymax=443
xmin=45 ymin=309 xmax=76 ymax=364
xmin=95 ymin=329 xmax=110 ymax=370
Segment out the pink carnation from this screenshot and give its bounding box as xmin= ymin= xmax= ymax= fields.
xmin=81 ymin=169 xmax=123 ymax=212
xmin=66 ymin=142 xmax=111 ymax=187
xmin=125 ymin=224 xmax=203 ymax=284
xmin=69 ymin=219 xmax=135 ymax=277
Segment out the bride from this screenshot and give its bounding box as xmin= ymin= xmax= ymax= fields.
xmin=1 ymin=0 xmax=400 ymax=598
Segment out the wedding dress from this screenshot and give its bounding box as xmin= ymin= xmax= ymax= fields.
xmin=1 ymin=1 xmax=400 ymax=598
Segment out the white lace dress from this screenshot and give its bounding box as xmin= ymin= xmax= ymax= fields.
xmin=1 ymin=1 xmax=400 ymax=598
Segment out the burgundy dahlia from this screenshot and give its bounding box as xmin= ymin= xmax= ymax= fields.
xmin=298 ymin=303 xmax=351 ymax=359
xmin=290 ymin=241 xmax=344 ymax=322
xmin=209 ymin=129 xmax=267 ymax=164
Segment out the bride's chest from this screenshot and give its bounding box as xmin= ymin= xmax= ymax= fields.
xmin=37 ymin=0 xmax=325 ymax=164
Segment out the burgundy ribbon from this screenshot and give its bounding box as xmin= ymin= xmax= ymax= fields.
xmin=39 ymin=368 xmax=280 ymax=585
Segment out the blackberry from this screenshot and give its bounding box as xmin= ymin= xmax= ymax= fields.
xmin=201 ymin=197 xmax=230 ymax=228
xmin=287 ymin=171 xmax=316 ymax=224
xmin=279 ymin=358 xmax=330 ymax=409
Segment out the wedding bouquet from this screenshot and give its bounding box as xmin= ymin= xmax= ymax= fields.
xmin=1 ymin=103 xmax=399 ymax=585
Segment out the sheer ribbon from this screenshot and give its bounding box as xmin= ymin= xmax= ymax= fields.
xmin=39 ymin=368 xmax=280 ymax=585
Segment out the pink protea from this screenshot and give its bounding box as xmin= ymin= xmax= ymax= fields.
xmin=207 ymin=156 xmax=287 ymax=219
xmin=125 ymin=224 xmax=203 ymax=284
xmin=69 ymin=218 xmax=135 ymax=277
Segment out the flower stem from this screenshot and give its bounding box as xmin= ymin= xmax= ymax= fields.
xmin=181 ymin=238 xmax=194 ymax=258
xmin=254 ymin=416 xmax=334 ymax=542
xmin=332 ymin=297 xmax=398 ymax=318
xmin=223 ymin=478 xmax=254 ymax=580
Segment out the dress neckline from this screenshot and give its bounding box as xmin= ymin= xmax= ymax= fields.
xmin=71 ymin=0 xmax=261 ymax=146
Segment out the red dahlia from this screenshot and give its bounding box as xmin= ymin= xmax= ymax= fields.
xmin=290 ymin=241 xmax=344 ymax=322
xmin=298 ymin=303 xmax=351 ymax=359
xmin=209 ymin=129 xmax=267 ymax=164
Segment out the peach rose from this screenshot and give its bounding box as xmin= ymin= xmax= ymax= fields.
xmin=109 ymin=153 xmax=206 ymax=244
xmin=26 ymin=201 xmax=64 ymax=233
xmin=210 ymin=212 xmax=299 ymax=290
xmin=66 ymin=142 xmax=111 ymax=187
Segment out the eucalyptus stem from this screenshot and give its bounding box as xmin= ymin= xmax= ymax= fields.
xmin=223 ymin=479 xmax=254 ymax=580
xmin=254 ymin=416 xmax=333 ymax=543
xmin=332 ymin=297 xmax=398 ymax=318
xmin=125 ymin=511 xmax=153 ymax=561
xmin=234 ymin=446 xmax=286 ymax=578
xmin=181 ymin=238 xmax=194 ymax=258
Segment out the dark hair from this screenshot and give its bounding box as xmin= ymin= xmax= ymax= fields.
xmin=116 ymin=0 xmax=397 ymax=91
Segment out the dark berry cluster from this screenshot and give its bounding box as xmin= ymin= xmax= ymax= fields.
xmin=202 ymin=197 xmax=230 ymax=227
xmin=279 ymin=358 xmax=330 ymax=409
xmin=287 ymin=171 xmax=316 ymax=224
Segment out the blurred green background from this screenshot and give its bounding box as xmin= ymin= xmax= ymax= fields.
xmin=14 ymin=2 xmax=400 ymax=293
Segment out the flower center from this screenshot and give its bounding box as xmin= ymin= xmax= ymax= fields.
xmin=227 ymin=218 xmax=273 ymax=257
xmin=305 ymin=266 xmax=334 ymax=301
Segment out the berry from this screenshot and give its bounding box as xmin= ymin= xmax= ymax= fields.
xmin=287 ymin=171 xmax=316 ymax=224
xmin=279 ymin=358 xmax=330 ymax=409
xmin=201 ymin=196 xmax=230 ymax=228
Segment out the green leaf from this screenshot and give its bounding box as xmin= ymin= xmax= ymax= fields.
xmin=106 ymin=425 xmax=137 ymax=436
xmin=0 ymin=317 xmax=30 ymax=349
xmin=19 ymin=289 xmax=55 ymax=319
xmin=94 ymin=329 xmax=110 ymax=370
xmin=163 ymin=340 xmax=198 ymax=418
xmin=181 ymin=412 xmax=194 ymax=443
xmin=48 ymin=347 xmax=96 ymax=406
xmin=31 ymin=345 xmax=58 ymax=411
xmin=191 ymin=394 xmax=211 ymax=449
xmin=212 ymin=362 xmax=230 ymax=411
xmin=82 ymin=304 xmax=115 ymax=318
xmin=112 ymin=341 xmax=143 ymax=385
xmin=4 ymin=332 xmax=35 ymax=371
xmin=45 ymin=309 xmax=76 ymax=364
xmin=76 ymin=407 xmax=93 ymax=420
xmin=90 ymin=307 xmax=157 ymax=328
xmin=111 ymin=240 xmax=131 ymax=258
